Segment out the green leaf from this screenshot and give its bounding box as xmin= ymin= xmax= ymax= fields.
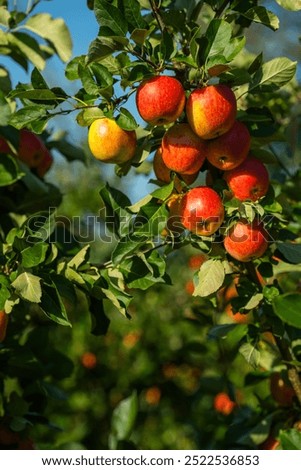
xmin=122 ymin=0 xmax=148 ymax=31
xmin=110 ymin=390 xmax=138 ymax=443
xmin=193 ymin=259 xmax=225 ymax=297
xmin=12 ymin=272 xmax=42 ymax=303
xmin=21 ymin=242 xmax=49 ymax=268
xmin=24 ymin=13 xmax=72 ymax=62
xmin=276 ymin=242 xmax=301 ymax=264
xmin=203 ymin=19 xmax=232 ymax=65
xmin=279 ymin=428 xmax=301 ymax=450
xmin=100 ymin=270 xmax=132 ymax=317
xmin=9 ymin=105 xmax=48 ymax=129
xmin=273 ymin=293 xmax=301 ymax=329
xmin=239 ymin=342 xmax=261 ymax=368
xmin=0 ymin=154 xmax=23 ymax=186
xmin=116 ymin=107 xmax=138 ymax=131
xmin=275 ymin=0 xmax=301 ymax=11
xmin=249 ymin=57 xmax=297 ymax=93
xmin=99 ymin=183 xmax=132 ymax=237
xmin=86 ymin=37 xmax=116 ymax=64
xmin=67 ymin=245 xmax=90 ymax=270
xmin=7 ymin=32 xmax=46 ymax=70
xmin=208 ymin=323 xmax=246 ymax=339
xmin=242 ymin=7 xmax=279 ymax=31
xmin=94 ymin=0 xmax=128 ymax=36
xmin=112 ymin=234 xmax=150 ymax=265
xmin=10 ymin=88 xmax=59 ymax=101
xmin=133 ymin=200 xmax=168 ymax=238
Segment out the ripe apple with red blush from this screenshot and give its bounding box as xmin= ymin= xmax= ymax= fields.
xmin=223 ymin=156 xmax=269 ymax=201
xmin=224 ymin=219 xmax=269 ymax=262
xmin=186 ymin=84 xmax=237 ymax=140
xmin=206 ymin=120 xmax=251 ymax=170
xmin=179 ymin=186 xmax=224 ymax=236
xmin=161 ymin=123 xmax=207 ymax=175
xmin=153 ymin=147 xmax=199 ymax=189
xmin=136 ymin=75 xmax=186 ymax=126
xmin=17 ymin=129 xmax=48 ymax=168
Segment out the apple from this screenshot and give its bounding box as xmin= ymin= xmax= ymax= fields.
xmin=136 ymin=75 xmax=186 ymax=126
xmin=206 ymin=120 xmax=251 ymax=170
xmin=164 ymin=193 xmax=185 ymax=237
xmin=188 ymin=253 xmax=208 ymax=270
xmin=270 ymin=372 xmax=296 ymax=407
xmin=36 ymin=148 xmax=54 ymax=178
xmin=0 ymin=310 xmax=8 ymax=342
xmin=179 ymin=186 xmax=224 ymax=236
xmin=153 ymin=147 xmax=199 ymax=189
xmin=88 ymin=117 xmax=137 ymax=164
xmin=213 ymin=392 xmax=236 ymax=415
xmin=259 ymin=436 xmax=280 ymax=450
xmin=0 ymin=137 xmax=11 ymax=154
xmin=223 ymin=156 xmax=270 ymax=201
xmin=18 ymin=129 xmax=48 ymax=168
xmin=186 ymin=84 xmax=237 ymax=140
xmin=161 ymin=123 xmax=207 ymax=175
xmin=224 ymin=219 xmax=268 ymax=262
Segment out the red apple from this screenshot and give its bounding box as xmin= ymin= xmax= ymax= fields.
xmin=0 ymin=137 xmax=11 ymax=154
xmin=270 ymin=372 xmax=296 ymax=407
xmin=179 ymin=186 xmax=224 ymax=236
xmin=36 ymin=148 xmax=54 ymax=178
xmin=136 ymin=75 xmax=186 ymax=126
xmin=186 ymin=84 xmax=237 ymax=140
xmin=223 ymin=156 xmax=270 ymax=202
xmin=153 ymin=147 xmax=199 ymax=189
xmin=161 ymin=123 xmax=207 ymax=175
xmin=224 ymin=219 xmax=269 ymax=262
xmin=18 ymin=129 xmax=47 ymax=168
xmin=206 ymin=120 xmax=251 ymax=170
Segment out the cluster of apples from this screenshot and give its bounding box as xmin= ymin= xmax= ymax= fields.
xmin=0 ymin=129 xmax=53 ymax=178
xmin=88 ymin=75 xmax=271 ymax=263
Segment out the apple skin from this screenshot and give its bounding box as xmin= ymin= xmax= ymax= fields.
xmin=0 ymin=137 xmax=11 ymax=154
xmin=0 ymin=310 xmax=8 ymax=342
xmin=179 ymin=186 xmax=224 ymax=236
xmin=136 ymin=75 xmax=186 ymax=126
xmin=88 ymin=118 xmax=137 ymax=164
xmin=186 ymin=84 xmax=237 ymax=140
xmin=224 ymin=219 xmax=268 ymax=262
xmin=18 ymin=129 xmax=47 ymax=168
xmin=223 ymin=156 xmax=269 ymax=201
xmin=161 ymin=123 xmax=207 ymax=175
xmin=270 ymin=372 xmax=296 ymax=407
xmin=36 ymin=148 xmax=54 ymax=178
xmin=206 ymin=120 xmax=251 ymax=170
xmin=153 ymin=147 xmax=199 ymax=189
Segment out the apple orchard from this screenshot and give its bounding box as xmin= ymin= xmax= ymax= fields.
xmin=1 ymin=0 xmax=301 ymax=451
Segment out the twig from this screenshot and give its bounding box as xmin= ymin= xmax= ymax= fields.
xmin=149 ymin=0 xmax=166 ymax=33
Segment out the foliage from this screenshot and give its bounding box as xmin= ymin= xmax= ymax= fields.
xmin=0 ymin=0 xmax=301 ymax=450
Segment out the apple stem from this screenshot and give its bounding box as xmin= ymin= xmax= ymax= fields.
xmin=149 ymin=0 xmax=166 ymax=33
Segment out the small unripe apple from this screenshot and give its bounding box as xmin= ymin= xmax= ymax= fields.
xmin=224 ymin=219 xmax=268 ymax=262
xmin=206 ymin=120 xmax=251 ymax=170
xmin=88 ymin=118 xmax=137 ymax=164
xmin=153 ymin=147 xmax=199 ymax=189
xmin=223 ymin=156 xmax=269 ymax=201
xmin=186 ymin=84 xmax=237 ymax=140
xmin=18 ymin=129 xmax=47 ymax=168
xmin=161 ymin=123 xmax=207 ymax=175
xmin=179 ymin=186 xmax=224 ymax=236
xmin=136 ymin=75 xmax=186 ymax=126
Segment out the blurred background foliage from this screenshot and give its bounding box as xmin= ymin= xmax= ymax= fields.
xmin=1 ymin=0 xmax=301 ymax=450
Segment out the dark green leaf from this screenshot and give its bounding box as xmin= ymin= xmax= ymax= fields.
xmin=276 ymin=242 xmax=301 ymax=264
xmin=116 ymin=107 xmax=138 ymax=131
xmin=94 ymin=0 xmax=128 ymax=36
xmin=273 ymin=293 xmax=301 ymax=329
xmin=89 ymin=297 xmax=110 ymax=335
xmin=241 ymin=7 xmax=279 ymax=31
xmin=9 ymin=105 xmax=48 ymax=129
xmin=122 ymin=0 xmax=147 ymax=31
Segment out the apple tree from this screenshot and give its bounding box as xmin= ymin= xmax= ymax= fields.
xmin=1 ymin=0 xmax=301 ymax=450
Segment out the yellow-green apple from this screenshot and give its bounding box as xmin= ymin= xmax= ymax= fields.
xmin=206 ymin=120 xmax=251 ymax=170
xmin=179 ymin=186 xmax=224 ymax=236
xmin=153 ymin=147 xmax=199 ymax=189
xmin=186 ymin=84 xmax=237 ymax=140
xmin=136 ymin=75 xmax=186 ymax=126
xmin=88 ymin=117 xmax=137 ymax=164
xmin=161 ymin=123 xmax=207 ymax=175
xmin=36 ymin=148 xmax=54 ymax=178
xmin=223 ymin=156 xmax=269 ymax=201
xmin=0 ymin=310 xmax=8 ymax=342
xmin=224 ymin=219 xmax=268 ymax=262
xmin=18 ymin=129 xmax=48 ymax=168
